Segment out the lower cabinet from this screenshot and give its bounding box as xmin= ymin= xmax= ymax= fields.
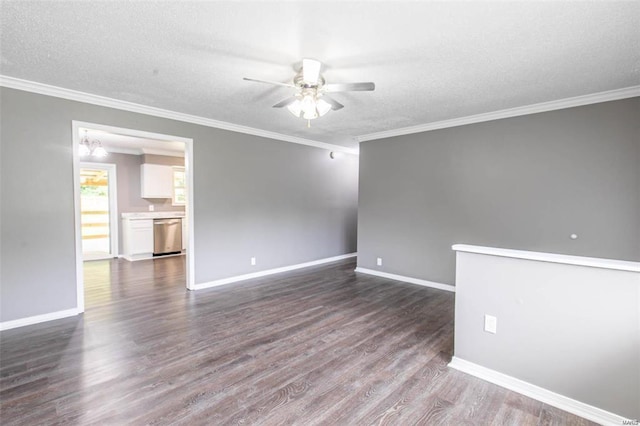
xmin=122 ymin=219 xmax=153 ymax=261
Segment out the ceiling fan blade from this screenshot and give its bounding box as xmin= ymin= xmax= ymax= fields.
xmin=320 ymin=95 xmax=344 ymax=111
xmin=272 ymin=97 xmax=298 ymax=108
xmin=324 ymin=82 xmax=375 ymax=92
xmin=243 ymin=77 xmax=295 ymax=88
xmin=302 ymin=58 xmax=321 ymax=85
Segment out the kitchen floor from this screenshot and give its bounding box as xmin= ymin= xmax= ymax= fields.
xmin=83 ymin=255 xmax=186 ymax=308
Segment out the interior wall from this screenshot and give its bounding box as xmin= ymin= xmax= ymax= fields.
xmin=0 ymin=87 xmax=358 ymax=322
xmin=357 ymin=97 xmax=640 ymax=285
xmin=453 ymin=251 xmax=639 ymax=419
xmin=142 ymin=154 xmax=184 ymax=166
xmin=84 ymin=152 xmax=185 ymax=254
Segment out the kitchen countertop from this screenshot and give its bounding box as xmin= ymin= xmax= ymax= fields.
xmin=122 ymin=211 xmax=185 ymax=219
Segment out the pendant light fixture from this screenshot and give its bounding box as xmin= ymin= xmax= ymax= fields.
xmin=79 ymin=130 xmax=108 ymax=158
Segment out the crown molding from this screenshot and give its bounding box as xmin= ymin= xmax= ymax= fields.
xmin=0 ymin=75 xmax=359 ymax=155
xmin=358 ymin=85 xmax=640 ymax=142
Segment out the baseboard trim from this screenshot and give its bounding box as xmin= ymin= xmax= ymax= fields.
xmin=193 ymin=253 xmax=357 ymax=291
xmin=0 ymin=308 xmax=80 ymax=331
xmin=448 ymin=357 xmax=629 ymax=425
xmin=354 ymin=267 xmax=455 ymax=292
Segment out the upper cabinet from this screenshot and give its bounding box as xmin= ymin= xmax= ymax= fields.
xmin=140 ymin=164 xmax=173 ymax=198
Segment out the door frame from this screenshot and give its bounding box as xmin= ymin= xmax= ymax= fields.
xmin=72 ymin=121 xmax=196 ymax=313
xmin=79 ymin=161 xmax=119 ymax=260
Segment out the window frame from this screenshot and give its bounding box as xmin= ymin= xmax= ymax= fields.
xmin=172 ymin=166 xmax=186 ymax=206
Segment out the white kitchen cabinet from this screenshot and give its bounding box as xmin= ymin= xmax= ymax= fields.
xmin=122 ymin=219 xmax=154 ymax=260
xmin=140 ymin=164 xmax=173 ymax=198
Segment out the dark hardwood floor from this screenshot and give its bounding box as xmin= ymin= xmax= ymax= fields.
xmin=1 ymin=257 xmax=595 ymax=425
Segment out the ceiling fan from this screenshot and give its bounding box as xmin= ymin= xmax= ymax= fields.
xmin=243 ymin=58 xmax=375 ymax=124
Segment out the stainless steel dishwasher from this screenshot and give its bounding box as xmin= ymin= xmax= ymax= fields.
xmin=153 ymin=218 xmax=182 ymax=256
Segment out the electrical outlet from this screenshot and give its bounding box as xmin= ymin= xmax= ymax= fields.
xmin=148 ymin=205 xmax=154 ymax=212
xmin=376 ymin=257 xmax=383 ymax=266
xmin=250 ymin=257 xmax=256 ymax=266
xmin=484 ymin=314 xmax=497 ymax=334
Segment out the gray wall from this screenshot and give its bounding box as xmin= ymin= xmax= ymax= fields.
xmin=0 ymin=87 xmax=358 ymax=322
xmin=87 ymin=152 xmax=185 ymax=254
xmin=454 ymin=251 xmax=639 ymax=419
xmin=357 ymin=98 xmax=640 ymax=285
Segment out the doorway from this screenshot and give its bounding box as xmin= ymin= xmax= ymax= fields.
xmin=80 ymin=163 xmax=118 ymax=260
xmin=72 ymin=121 xmax=195 ymax=313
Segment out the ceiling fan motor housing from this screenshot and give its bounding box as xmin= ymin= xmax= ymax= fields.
xmin=293 ymin=73 xmax=325 ymax=90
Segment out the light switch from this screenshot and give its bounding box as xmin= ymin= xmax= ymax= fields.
xmin=484 ymin=314 xmax=497 ymax=334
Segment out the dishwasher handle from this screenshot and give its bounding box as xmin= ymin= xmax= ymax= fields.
xmin=154 ymin=219 xmax=181 ymax=225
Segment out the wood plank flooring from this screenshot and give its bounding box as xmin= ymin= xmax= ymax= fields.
xmin=1 ymin=257 xmax=596 ymax=425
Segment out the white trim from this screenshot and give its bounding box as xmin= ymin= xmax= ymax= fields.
xmin=358 ymin=86 xmax=640 ymax=142
xmin=0 ymin=75 xmax=358 ymax=155
xmin=73 ymin=121 xmax=196 ymax=301
xmin=0 ymin=308 xmax=80 ymax=331
xmin=193 ymin=253 xmax=357 ymax=291
xmin=452 ymin=244 xmax=640 ymax=273
xmin=354 ymin=267 xmax=455 ymax=292
xmin=73 ymin=121 xmax=194 ymax=145
xmin=72 ymin=128 xmax=85 ymax=312
xmin=120 ymin=252 xmax=185 ymax=262
xmin=448 ymin=357 xmax=630 ymax=426
xmin=185 ymin=139 xmax=195 ymax=290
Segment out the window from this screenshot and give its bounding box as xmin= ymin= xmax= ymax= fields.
xmin=172 ymin=166 xmax=186 ymax=206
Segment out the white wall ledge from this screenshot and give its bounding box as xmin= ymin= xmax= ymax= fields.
xmin=452 ymin=244 xmax=640 ymax=273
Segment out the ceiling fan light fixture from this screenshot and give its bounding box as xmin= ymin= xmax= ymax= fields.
xmin=303 ymin=108 xmax=318 ymax=120
xmin=316 ymin=98 xmax=332 ymax=117
xmin=287 ymin=99 xmax=302 ymax=117
xmin=301 ymin=94 xmax=317 ymax=116
xmin=302 ymin=58 xmax=321 ymax=84
xmin=245 ymin=58 xmax=374 ymax=123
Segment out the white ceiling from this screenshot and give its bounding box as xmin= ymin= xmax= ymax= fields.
xmin=2 ymin=2 xmax=639 ymax=149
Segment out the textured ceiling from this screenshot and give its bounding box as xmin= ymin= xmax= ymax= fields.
xmin=1 ymin=1 xmax=639 ymax=149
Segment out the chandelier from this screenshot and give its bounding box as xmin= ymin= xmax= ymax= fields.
xmin=79 ymin=130 xmax=108 ymax=158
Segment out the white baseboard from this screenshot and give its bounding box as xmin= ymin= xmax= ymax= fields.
xmin=0 ymin=308 xmax=80 ymax=331
xmin=120 ymin=252 xmax=185 ymax=262
xmin=193 ymin=253 xmax=357 ymax=291
xmin=354 ymin=267 xmax=455 ymax=293
xmin=448 ymin=357 xmax=629 ymax=426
